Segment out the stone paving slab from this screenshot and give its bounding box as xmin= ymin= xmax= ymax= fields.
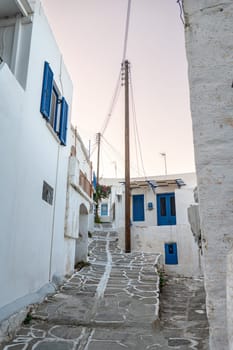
xmin=0 ymin=230 xmax=209 ymax=349
xmin=159 ymin=277 xmax=209 ymax=349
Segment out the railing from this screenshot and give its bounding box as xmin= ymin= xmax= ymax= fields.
xmin=79 ymin=170 xmax=92 ymax=197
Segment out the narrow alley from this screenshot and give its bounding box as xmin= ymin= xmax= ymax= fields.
xmin=1 ymin=230 xmax=209 ymax=350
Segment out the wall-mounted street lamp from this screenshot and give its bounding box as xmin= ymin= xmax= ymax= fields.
xmin=160 ymin=152 xmax=167 ymax=175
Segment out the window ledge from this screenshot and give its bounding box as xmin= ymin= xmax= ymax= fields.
xmin=70 ymin=182 xmax=93 ymax=204
xmin=46 ymin=121 xmax=61 ymax=144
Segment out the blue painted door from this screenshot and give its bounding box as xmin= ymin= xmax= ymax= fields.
xmin=157 ymin=193 xmax=176 ymax=226
xmin=133 ymin=194 xmax=145 ymax=221
xmin=165 ymin=243 xmax=178 ymax=264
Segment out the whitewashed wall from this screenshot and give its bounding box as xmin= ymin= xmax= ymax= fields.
xmin=131 ymin=225 xmax=200 ymax=277
xmin=64 ymin=128 xmax=93 ymax=275
xmin=0 ymin=0 xmax=72 ymax=325
xmin=130 ymin=180 xmax=200 ymax=276
xmin=183 ymin=1 xmax=233 ymax=348
xmin=227 ymin=248 xmax=233 ymax=350
xmin=99 ymin=179 xmax=123 ymax=228
xmin=101 ymin=173 xmax=200 ymax=276
xmin=0 ymin=17 xmax=32 ymax=88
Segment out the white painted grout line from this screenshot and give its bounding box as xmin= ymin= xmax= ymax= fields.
xmin=83 ymin=329 xmax=95 ymax=350
xmin=95 ymin=232 xmax=112 ymax=299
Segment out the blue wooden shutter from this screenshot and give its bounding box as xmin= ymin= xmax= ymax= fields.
xmin=59 ymin=97 xmax=68 ymax=145
xmin=40 ymin=62 xmax=53 ymax=120
xmin=165 ymin=243 xmax=178 ymax=264
xmin=133 ymin=194 xmax=145 ymax=221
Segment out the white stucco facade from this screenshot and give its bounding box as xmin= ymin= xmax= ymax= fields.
xmin=183 ymin=1 xmax=233 ymax=348
xmin=64 ymin=127 xmax=94 ymax=274
xmin=101 ymin=173 xmax=200 ymax=277
xmin=0 ymin=0 xmax=73 ymax=330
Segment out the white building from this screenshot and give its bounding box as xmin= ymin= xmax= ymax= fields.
xmin=64 ymin=126 xmax=94 ymax=274
xmin=183 ymin=1 xmax=233 ymax=348
xmin=100 ymin=173 xmax=200 ymax=277
xmin=0 ymin=0 xmax=73 ymax=338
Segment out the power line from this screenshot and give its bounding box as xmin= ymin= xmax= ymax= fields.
xmin=100 ymin=70 xmax=122 ymax=136
xmin=102 ymin=135 xmax=124 ymax=162
xmin=91 ymin=0 xmax=132 ymax=172
xmin=96 ymin=0 xmax=132 ymax=138
xmin=130 ymin=70 xmax=140 ymax=176
xmin=129 ymin=65 xmax=148 ymax=180
xmin=102 ymin=135 xmax=144 ymax=177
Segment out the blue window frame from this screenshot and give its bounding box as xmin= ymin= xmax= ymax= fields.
xmin=101 ymin=203 xmax=108 ymax=216
xmin=49 ymin=86 xmax=59 ymax=130
xmin=165 ymin=243 xmax=178 ymax=264
xmin=133 ymin=194 xmax=145 ymax=221
xmin=40 ymin=61 xmax=68 ymax=146
xmin=157 ymin=193 xmax=176 ymax=226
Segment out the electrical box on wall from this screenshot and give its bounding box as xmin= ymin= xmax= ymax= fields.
xmin=148 ymin=202 xmax=153 ymax=210
xmin=42 ymin=181 xmax=54 ymax=205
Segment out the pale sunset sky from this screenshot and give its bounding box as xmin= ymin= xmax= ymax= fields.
xmin=41 ymin=0 xmax=195 ymax=178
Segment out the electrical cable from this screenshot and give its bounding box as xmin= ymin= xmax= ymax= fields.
xmin=129 ymin=66 xmax=148 ymax=180
xmin=100 ymin=148 xmax=104 ymax=179
xmin=102 ymin=135 xmax=124 ymax=163
xmin=102 ymin=135 xmax=144 ymax=178
xmin=90 ymin=138 xmax=98 ymax=157
xmin=100 ymin=70 xmax=122 ymax=136
xmin=91 ymin=0 xmax=132 ymax=177
xmin=96 ymin=0 xmax=132 ymax=139
xmin=132 ymin=110 xmax=140 ymax=176
xmin=131 ymin=78 xmax=140 ymax=177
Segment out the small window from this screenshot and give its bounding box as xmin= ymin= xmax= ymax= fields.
xmin=49 ymin=87 xmax=59 ymax=129
xmin=165 ymin=243 xmax=178 ymax=265
xmin=40 ymin=62 xmax=68 ymax=146
xmin=157 ymin=193 xmax=176 ymax=226
xmin=170 ymin=196 xmax=176 ymax=216
xmin=168 ymin=244 xmax=174 ymax=254
xmin=160 ymin=197 xmax=166 ymax=216
xmin=101 ymin=203 xmax=108 ymax=216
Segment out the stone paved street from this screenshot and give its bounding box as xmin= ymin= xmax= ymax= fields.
xmin=0 ymin=230 xmax=209 ymax=349
xmin=160 ymin=277 xmax=209 ymax=349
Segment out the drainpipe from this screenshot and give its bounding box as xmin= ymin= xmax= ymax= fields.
xmin=49 ymin=143 xmax=61 ymax=282
xmin=48 ymin=54 xmax=65 ymax=281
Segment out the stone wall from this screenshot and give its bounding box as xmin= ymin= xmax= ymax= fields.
xmin=183 ymin=1 xmax=233 ymax=348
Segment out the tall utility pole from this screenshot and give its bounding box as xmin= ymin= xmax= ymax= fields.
xmin=96 ymin=132 xmax=101 ymax=184
xmin=124 ymin=60 xmax=131 ymax=253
